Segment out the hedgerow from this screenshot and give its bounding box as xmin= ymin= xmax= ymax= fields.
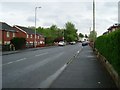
xmin=95 ymin=29 xmax=120 ymax=75
xmin=10 ymin=37 xmax=26 ymax=50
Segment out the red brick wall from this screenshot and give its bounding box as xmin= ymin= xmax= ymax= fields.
xmin=2 ymin=30 xmax=15 ymax=45
xmin=14 ymin=26 xmax=45 ymax=47
xmin=14 ymin=27 xmax=34 ymax=47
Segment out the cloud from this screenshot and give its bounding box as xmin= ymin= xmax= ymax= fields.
xmin=27 ymin=16 xmax=39 ymax=22
xmin=0 ymin=1 xmax=119 ymax=36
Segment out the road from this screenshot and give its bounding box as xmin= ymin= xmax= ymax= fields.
xmin=2 ymin=43 xmax=82 ymax=88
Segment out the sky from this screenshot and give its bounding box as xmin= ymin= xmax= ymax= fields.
xmin=0 ymin=0 xmax=120 ymax=36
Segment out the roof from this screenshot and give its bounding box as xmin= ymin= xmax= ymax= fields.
xmin=107 ymin=23 xmax=120 ymax=31
xmin=103 ymin=31 xmax=108 ymax=35
xmin=0 ymin=22 xmax=16 ymax=32
xmin=14 ymin=25 xmax=41 ymax=35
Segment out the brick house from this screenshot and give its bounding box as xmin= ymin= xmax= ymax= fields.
xmin=13 ymin=25 xmax=45 ymax=48
xmin=0 ymin=22 xmax=16 ymax=45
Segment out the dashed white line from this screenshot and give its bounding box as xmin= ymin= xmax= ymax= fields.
xmin=3 ymin=58 xmax=27 ymax=66
xmin=16 ymin=58 xmax=27 ymax=62
xmin=6 ymin=62 xmax=13 ymax=64
xmin=35 ymin=53 xmax=48 ymax=57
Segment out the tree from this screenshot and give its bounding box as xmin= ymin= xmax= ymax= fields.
xmin=37 ymin=25 xmax=64 ymax=44
xmin=85 ymin=34 xmax=88 ymax=38
xmin=64 ymin=22 xmax=78 ymax=42
xmin=89 ymin=30 xmax=97 ymax=42
xmin=79 ymin=33 xmax=84 ymax=38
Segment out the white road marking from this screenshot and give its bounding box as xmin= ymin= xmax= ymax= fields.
xmin=87 ymin=56 xmax=95 ymax=58
xmin=35 ymin=52 xmax=48 ymax=57
xmin=3 ymin=58 xmax=27 ymax=66
xmin=6 ymin=62 xmax=13 ymax=64
xmin=16 ymin=58 xmax=26 ymax=62
xmin=39 ymin=64 xmax=67 ymax=88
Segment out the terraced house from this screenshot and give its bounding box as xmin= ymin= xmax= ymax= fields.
xmin=0 ymin=22 xmax=16 ymax=45
xmin=13 ymin=25 xmax=45 ymax=48
xmin=0 ymin=22 xmax=45 ymax=50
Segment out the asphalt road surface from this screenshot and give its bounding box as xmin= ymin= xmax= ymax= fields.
xmin=2 ymin=43 xmax=82 ymax=88
xmin=2 ymin=43 xmax=116 ymax=88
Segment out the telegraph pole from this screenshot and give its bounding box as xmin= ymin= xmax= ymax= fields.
xmin=93 ymin=0 xmax=95 ymax=32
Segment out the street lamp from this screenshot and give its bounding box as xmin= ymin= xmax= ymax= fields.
xmin=34 ymin=6 xmax=41 ymax=48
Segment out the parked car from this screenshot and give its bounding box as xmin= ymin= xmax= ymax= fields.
xmin=58 ymin=41 xmax=66 ymax=46
xmin=82 ymin=41 xmax=88 ymax=46
xmin=69 ymin=41 xmax=76 ymax=45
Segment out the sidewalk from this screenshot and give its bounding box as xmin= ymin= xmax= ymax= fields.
xmin=50 ymin=46 xmax=117 ymax=88
xmin=2 ymin=46 xmax=57 ymax=55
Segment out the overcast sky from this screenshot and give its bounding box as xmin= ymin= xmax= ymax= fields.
xmin=0 ymin=0 xmax=120 ymax=36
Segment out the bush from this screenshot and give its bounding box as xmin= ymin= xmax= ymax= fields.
xmin=95 ymin=30 xmax=120 ymax=75
xmin=2 ymin=44 xmax=10 ymax=51
xmin=11 ymin=37 xmax=26 ymax=50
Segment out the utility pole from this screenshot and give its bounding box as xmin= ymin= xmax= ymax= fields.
xmin=93 ymin=0 xmax=95 ymax=32
xmin=34 ymin=7 xmax=41 ymax=48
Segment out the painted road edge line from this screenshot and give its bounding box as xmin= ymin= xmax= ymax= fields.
xmin=39 ymin=48 xmax=83 ymax=88
xmin=39 ymin=64 xmax=67 ymax=88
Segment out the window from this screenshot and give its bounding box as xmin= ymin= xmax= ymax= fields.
xmin=13 ymin=33 xmax=15 ymax=37
xmin=38 ymin=36 xmax=39 ymax=39
xmin=31 ymin=34 xmax=32 ymax=38
xmin=27 ymin=34 xmax=29 ymax=38
xmin=6 ymin=32 xmax=10 ymax=38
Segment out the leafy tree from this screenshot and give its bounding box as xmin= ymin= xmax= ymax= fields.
xmin=85 ymin=34 xmax=88 ymax=38
xmin=79 ymin=33 xmax=84 ymax=38
xmin=37 ymin=25 xmax=64 ymax=44
xmin=89 ymin=30 xmax=97 ymax=42
xmin=64 ymin=22 xmax=78 ymax=42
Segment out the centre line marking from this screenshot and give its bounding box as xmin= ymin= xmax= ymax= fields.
xmin=35 ymin=53 xmax=48 ymax=57
xmin=16 ymin=58 xmax=27 ymax=62
xmin=3 ymin=58 xmax=27 ymax=66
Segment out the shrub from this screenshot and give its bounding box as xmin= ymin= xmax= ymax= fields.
xmin=95 ymin=30 xmax=120 ymax=75
xmin=10 ymin=37 xmax=26 ymax=50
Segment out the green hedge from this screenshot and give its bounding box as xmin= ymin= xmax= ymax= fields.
xmin=11 ymin=37 xmax=26 ymax=50
xmin=95 ymin=29 xmax=120 ymax=75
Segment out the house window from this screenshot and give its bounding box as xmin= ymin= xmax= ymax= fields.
xmin=6 ymin=32 xmax=10 ymax=38
xmin=38 ymin=36 xmax=39 ymax=39
xmin=13 ymin=33 xmax=15 ymax=37
xmin=31 ymin=34 xmax=32 ymax=38
xmin=27 ymin=34 xmax=29 ymax=38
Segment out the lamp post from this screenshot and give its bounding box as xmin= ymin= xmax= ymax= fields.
xmin=34 ymin=6 xmax=41 ymax=48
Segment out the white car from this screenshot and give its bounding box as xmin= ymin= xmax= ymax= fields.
xmin=69 ymin=41 xmax=76 ymax=45
xmin=58 ymin=41 xmax=66 ymax=46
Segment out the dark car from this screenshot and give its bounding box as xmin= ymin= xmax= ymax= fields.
xmin=82 ymin=41 xmax=88 ymax=46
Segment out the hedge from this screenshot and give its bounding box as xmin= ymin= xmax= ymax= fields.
xmin=95 ymin=29 xmax=120 ymax=75
xmin=10 ymin=37 xmax=26 ymax=50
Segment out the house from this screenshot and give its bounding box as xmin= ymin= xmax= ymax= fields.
xmin=103 ymin=31 xmax=108 ymax=35
xmin=0 ymin=22 xmax=16 ymax=45
xmin=107 ymin=23 xmax=120 ymax=33
xmin=13 ymin=25 xmax=45 ymax=48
